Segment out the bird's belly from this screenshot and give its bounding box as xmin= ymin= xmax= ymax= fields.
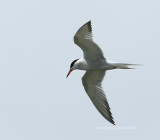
xmin=78 ymin=59 xmax=114 ymax=71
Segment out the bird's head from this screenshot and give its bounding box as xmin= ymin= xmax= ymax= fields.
xmin=66 ymin=59 xmax=79 ymax=78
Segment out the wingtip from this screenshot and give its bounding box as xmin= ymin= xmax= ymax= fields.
xmin=85 ymin=20 xmax=91 ymax=25
xmin=109 ymin=118 xmax=116 ymax=125
xmin=105 ymin=109 xmax=115 ymax=125
xmin=112 ymin=121 xmax=116 ymax=125
xmin=88 ymin=20 xmax=91 ymax=24
xmin=86 ymin=20 xmax=92 ymax=32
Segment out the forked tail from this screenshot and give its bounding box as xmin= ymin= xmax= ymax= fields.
xmin=114 ymin=63 xmax=139 ymax=69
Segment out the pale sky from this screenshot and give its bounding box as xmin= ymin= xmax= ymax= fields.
xmin=0 ymin=0 xmax=159 ymax=140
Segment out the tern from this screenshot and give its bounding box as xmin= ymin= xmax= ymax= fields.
xmin=67 ymin=21 xmax=136 ymax=125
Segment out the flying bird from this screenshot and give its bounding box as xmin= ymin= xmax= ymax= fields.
xmin=67 ymin=21 xmax=136 ymax=125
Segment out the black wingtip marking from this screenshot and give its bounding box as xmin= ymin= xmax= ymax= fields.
xmin=86 ymin=20 xmax=92 ymax=32
xmin=110 ymin=117 xmax=115 ymax=125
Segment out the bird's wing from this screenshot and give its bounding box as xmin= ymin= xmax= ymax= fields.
xmin=82 ymin=70 xmax=115 ymax=125
xmin=74 ymin=21 xmax=105 ymax=60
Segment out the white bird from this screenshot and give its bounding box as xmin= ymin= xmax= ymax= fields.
xmin=67 ymin=21 xmax=136 ymax=125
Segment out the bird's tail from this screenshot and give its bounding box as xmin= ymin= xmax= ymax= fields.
xmin=114 ymin=63 xmax=140 ymax=69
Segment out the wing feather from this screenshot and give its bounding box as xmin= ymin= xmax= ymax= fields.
xmin=74 ymin=21 xmax=105 ymax=59
xmin=82 ymin=70 xmax=115 ymax=125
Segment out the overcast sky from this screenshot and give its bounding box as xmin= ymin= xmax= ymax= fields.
xmin=0 ymin=0 xmax=160 ymax=140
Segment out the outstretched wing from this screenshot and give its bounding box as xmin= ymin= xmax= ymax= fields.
xmin=82 ymin=70 xmax=115 ymax=125
xmin=74 ymin=21 xmax=105 ymax=60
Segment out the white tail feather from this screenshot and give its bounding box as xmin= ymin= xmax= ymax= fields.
xmin=114 ymin=63 xmax=139 ymax=69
